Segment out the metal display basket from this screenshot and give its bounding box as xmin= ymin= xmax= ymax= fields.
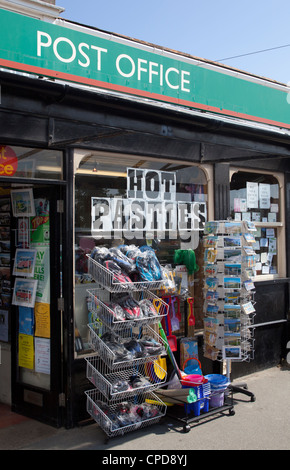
xmin=85 ymin=356 xmax=167 ymax=400
xmin=87 ymin=322 xmax=167 ymax=369
xmin=85 ymin=250 xmax=170 ymax=440
xmin=86 ymin=255 xmax=164 ymax=292
xmin=86 ymin=287 xmax=169 ymax=330
xmin=85 ymin=388 xmax=167 ymax=438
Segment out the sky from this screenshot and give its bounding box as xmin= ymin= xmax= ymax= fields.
xmin=57 ymin=0 xmax=290 ymax=85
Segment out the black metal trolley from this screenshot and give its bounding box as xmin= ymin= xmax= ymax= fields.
xmin=157 ymin=386 xmax=235 ymax=433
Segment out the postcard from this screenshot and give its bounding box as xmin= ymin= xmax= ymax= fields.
xmin=13 ymin=248 xmax=37 ymax=277
xmin=224 ymin=237 xmax=241 ymax=248
xmin=244 ymin=232 xmax=255 ymax=244
xmin=11 ymin=188 xmax=35 ymax=217
xmin=244 ymin=280 xmax=255 ymax=291
xmin=224 ymin=291 xmax=240 ymax=304
xmin=224 ymin=249 xmax=241 ymax=262
xmin=242 ymin=301 xmax=256 ymax=314
xmin=205 ymin=277 xmax=219 ymax=290
xmin=224 ymin=263 xmax=241 ymax=275
xmin=224 ymin=277 xmax=241 ymax=289
xmin=224 ymin=304 xmax=241 ymax=318
xmin=12 ymin=278 xmax=38 ymax=308
xmin=224 ymin=222 xmax=242 ymax=234
xmin=224 ymin=318 xmax=241 ymax=335
xmin=222 ymin=345 xmax=241 ymax=360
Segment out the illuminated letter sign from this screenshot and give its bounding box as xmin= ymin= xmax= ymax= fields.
xmin=0 ymin=146 xmax=18 ymax=176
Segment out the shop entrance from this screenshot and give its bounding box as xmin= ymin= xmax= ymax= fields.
xmin=0 ymin=183 xmax=63 ymax=427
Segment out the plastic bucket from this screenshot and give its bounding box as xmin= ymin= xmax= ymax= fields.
xmin=184 ymin=384 xmax=210 ymax=416
xmin=181 ymin=373 xmax=207 ymax=387
xmin=183 ymin=357 xmax=202 ymax=376
xmin=204 ymin=374 xmax=229 ymax=391
xmin=185 ymin=398 xmax=210 ymax=416
xmin=209 ymin=391 xmax=224 ymax=408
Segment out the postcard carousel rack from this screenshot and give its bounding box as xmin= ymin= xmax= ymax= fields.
xmin=84 ymin=252 xmax=170 ymax=440
xmin=203 ymin=220 xmax=256 ymax=401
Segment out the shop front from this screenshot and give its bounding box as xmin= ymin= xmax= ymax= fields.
xmin=0 ymin=4 xmax=289 ymax=428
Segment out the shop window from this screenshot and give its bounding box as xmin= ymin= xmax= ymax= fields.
xmin=0 ymin=145 xmax=63 ymax=180
xmin=73 ymin=152 xmax=212 ymax=357
xmin=230 ymin=170 xmax=285 ymax=280
xmin=0 ymin=184 xmax=53 ymax=390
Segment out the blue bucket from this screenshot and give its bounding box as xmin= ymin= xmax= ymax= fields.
xmin=204 ymin=374 xmax=230 ymax=391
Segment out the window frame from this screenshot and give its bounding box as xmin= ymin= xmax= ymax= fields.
xmin=230 ymin=166 xmax=286 ymax=281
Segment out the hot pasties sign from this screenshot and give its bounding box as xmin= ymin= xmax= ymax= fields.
xmin=91 ymin=168 xmax=207 ymax=242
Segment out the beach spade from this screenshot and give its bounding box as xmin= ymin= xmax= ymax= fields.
xmin=170 ymin=296 xmax=180 ymax=332
xmin=187 ymin=297 xmax=195 ymax=326
xmin=165 ymin=314 xmax=177 ymax=351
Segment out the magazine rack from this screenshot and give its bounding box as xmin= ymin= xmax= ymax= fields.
xmin=203 ymin=220 xmax=256 ymax=401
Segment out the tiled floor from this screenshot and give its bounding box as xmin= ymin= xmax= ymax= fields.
xmin=0 ymin=403 xmax=30 ymax=429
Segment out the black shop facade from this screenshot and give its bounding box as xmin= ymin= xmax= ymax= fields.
xmin=0 ymin=6 xmax=289 ymax=428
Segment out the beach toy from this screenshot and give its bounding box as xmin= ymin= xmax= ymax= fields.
xmin=145 ymin=357 xmax=167 ymax=383
xmin=204 ymin=374 xmax=230 ymax=390
xmin=158 ymin=322 xmax=182 ymax=380
xmin=170 ymin=296 xmax=180 ymax=332
xmin=164 ymin=312 xmax=177 ymax=352
xmin=187 ymin=388 xmax=197 ymax=403
xmin=183 ymin=357 xmax=202 ymax=376
xmin=204 ymin=374 xmax=230 ymax=408
xmin=187 ymin=297 xmax=195 ymax=326
xmin=180 ymin=373 xmax=207 ymax=387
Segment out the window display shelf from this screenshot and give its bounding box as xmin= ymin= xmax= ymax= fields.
xmin=253 ymin=221 xmax=282 ymax=227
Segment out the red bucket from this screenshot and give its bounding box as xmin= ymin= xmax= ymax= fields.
xmin=180 ymin=372 xmax=208 ymax=388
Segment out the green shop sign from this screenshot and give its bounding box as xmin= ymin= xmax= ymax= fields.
xmin=0 ymin=8 xmax=290 ymax=129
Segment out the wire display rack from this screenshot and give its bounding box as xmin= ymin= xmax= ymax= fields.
xmin=203 ymin=221 xmax=256 ymax=364
xmin=87 ymin=322 xmax=167 ymax=369
xmin=85 ymin=356 xmax=167 ymax=400
xmin=202 ymin=220 xmax=256 ymax=402
xmin=86 ymin=255 xmax=164 ymax=292
xmin=85 ymin=249 xmax=169 ymax=440
xmin=85 ymin=388 xmax=167 ymax=438
xmin=87 ymin=287 xmax=169 ymax=330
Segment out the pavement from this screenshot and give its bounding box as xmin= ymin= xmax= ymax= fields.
xmin=0 ymin=365 xmax=289 ymax=453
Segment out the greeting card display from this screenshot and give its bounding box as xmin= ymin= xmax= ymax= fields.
xmin=203 ymin=221 xmax=256 ymax=363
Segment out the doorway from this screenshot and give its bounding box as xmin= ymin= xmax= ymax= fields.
xmin=0 ymin=183 xmax=63 ymax=427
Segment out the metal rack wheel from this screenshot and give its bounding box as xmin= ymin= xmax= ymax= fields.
xmin=183 ymin=424 xmax=191 ymax=433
